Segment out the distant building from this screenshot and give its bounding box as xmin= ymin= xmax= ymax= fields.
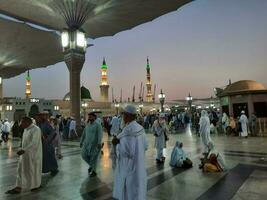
xmin=25 ymin=70 xmax=31 ymax=99
xmin=63 ymin=86 xmax=93 ymax=101
xmin=146 ymin=57 xmax=153 ymax=103
xmin=217 ymin=80 xmax=267 ymax=118
xmin=0 ymin=97 xmax=59 ymax=121
xmin=99 ymin=58 xmax=109 ymax=102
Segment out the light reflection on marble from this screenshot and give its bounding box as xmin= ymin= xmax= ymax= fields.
xmin=0 ymin=130 xmax=267 ymax=199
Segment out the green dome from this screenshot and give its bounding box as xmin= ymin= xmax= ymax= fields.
xmin=81 ymin=86 xmax=91 ymax=100
xmin=63 ymin=86 xmax=92 ymax=101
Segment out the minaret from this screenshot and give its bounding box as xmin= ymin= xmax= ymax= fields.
xmin=25 ymin=70 xmax=31 ymax=99
xmin=146 ymin=57 xmax=153 ymax=102
xmin=100 ymin=58 xmax=109 ymax=102
xmin=0 ymin=77 xmax=3 ymax=99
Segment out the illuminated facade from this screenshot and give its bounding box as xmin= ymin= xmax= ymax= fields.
xmin=100 ymin=58 xmax=109 ymax=102
xmin=25 ymin=70 xmax=31 ymax=99
xmin=146 ymin=57 xmax=153 ymax=102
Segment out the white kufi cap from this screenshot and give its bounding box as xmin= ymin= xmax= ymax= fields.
xmin=123 ymin=105 xmax=137 ymax=115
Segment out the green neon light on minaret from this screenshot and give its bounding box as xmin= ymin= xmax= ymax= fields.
xmin=101 ymin=57 xmax=107 ymax=69
xmin=146 ymin=57 xmax=150 ymax=69
xmin=26 ymin=70 xmax=31 ymax=81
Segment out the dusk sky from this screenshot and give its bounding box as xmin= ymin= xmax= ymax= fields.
xmin=4 ymin=0 xmax=267 ymax=102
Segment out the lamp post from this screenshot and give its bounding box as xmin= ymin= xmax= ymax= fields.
xmin=61 ymin=29 xmax=87 ymax=128
xmin=81 ymin=102 xmax=88 ymax=120
xmin=158 ymin=89 xmax=166 ymax=113
xmin=139 ymin=104 xmax=144 ymax=115
xmin=186 ymin=93 xmax=193 ymax=112
xmin=115 ymin=103 xmax=120 ymax=115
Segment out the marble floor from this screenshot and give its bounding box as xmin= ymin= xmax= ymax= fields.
xmin=1 ymin=128 xmax=267 ymax=200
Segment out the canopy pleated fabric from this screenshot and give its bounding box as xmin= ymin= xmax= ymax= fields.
xmin=0 ymin=0 xmax=193 ymax=78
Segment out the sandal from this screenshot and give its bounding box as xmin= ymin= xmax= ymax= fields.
xmin=5 ymin=187 xmax=21 ymax=194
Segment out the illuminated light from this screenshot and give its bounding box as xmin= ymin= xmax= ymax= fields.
xmin=0 ymin=77 xmax=2 ymax=84
xmin=54 ymin=105 xmax=59 ymax=111
xmin=76 ymin=31 xmax=86 ymax=47
xmin=6 ymin=105 xmax=12 ymax=111
xmin=61 ymin=31 xmax=69 ymax=48
xmin=30 ymin=98 xmax=40 ymax=103
xmin=158 ymin=93 xmax=166 ymax=99
xmin=115 ymin=104 xmax=120 ymax=108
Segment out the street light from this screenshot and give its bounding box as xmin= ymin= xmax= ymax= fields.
xmin=158 ymin=89 xmax=165 ymax=112
xmin=81 ymin=102 xmax=88 ymax=119
xmin=61 ymin=29 xmax=88 ymax=128
xmin=61 ymin=29 xmax=87 ymax=52
xmin=186 ymin=93 xmax=193 ymax=112
xmin=6 ymin=105 xmax=12 ymax=111
xmin=139 ymin=104 xmax=144 ymax=115
xmin=54 ymin=105 xmax=59 ymax=111
xmin=115 ymin=103 xmax=120 ymax=115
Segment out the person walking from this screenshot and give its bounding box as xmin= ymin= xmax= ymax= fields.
xmin=112 ymin=105 xmax=148 ymax=200
xmin=80 ymin=112 xmax=103 ymax=177
xmin=6 ymin=117 xmax=42 ymax=194
xmin=152 ymin=113 xmax=169 ymax=164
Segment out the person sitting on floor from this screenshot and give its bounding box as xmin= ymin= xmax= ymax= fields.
xmin=199 ymin=141 xmax=226 ymax=172
xmin=169 ymin=141 xmax=192 ymax=169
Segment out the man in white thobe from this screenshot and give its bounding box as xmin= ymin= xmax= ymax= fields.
xmin=6 ymin=117 xmax=42 ymax=194
xmin=112 ymin=105 xmax=148 ymax=200
xmin=239 ymin=111 xmax=248 ymax=138
xmin=221 ymin=113 xmax=229 ymax=134
xmin=1 ymin=118 xmax=11 ymax=142
xmin=110 ymin=115 xmax=122 ymax=169
xmin=152 ymin=113 xmax=169 ymax=164
xmin=199 ymin=110 xmax=211 ymax=153
xmin=69 ymin=117 xmax=78 ymax=139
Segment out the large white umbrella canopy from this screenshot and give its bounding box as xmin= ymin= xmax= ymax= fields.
xmin=0 ymin=0 xmax=193 ymax=78
xmin=0 ymin=17 xmax=62 ymax=78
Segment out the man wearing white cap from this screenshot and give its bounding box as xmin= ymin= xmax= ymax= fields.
xmin=112 ymin=105 xmax=148 ymax=200
xmin=152 ymin=113 xmax=169 ymax=164
xmin=239 ymin=111 xmax=248 ymax=138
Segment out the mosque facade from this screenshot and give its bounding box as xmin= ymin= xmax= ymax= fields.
xmin=217 ymin=80 xmax=267 ymax=118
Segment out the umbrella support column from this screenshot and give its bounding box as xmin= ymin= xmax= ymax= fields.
xmin=64 ymin=51 xmax=85 ymax=131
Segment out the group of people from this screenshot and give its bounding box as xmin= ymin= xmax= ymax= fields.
xmin=6 ymin=112 xmax=60 ymax=194
xmin=4 ymin=106 xmax=231 ymax=199
xmin=221 ymin=111 xmax=257 ymax=137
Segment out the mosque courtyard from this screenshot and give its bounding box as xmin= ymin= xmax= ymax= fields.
xmin=1 ymin=129 xmax=267 ymax=200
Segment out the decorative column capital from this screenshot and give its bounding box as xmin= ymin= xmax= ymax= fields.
xmin=64 ymin=51 xmax=85 ymax=73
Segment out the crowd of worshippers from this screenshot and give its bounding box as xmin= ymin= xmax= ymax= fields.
xmin=4 ymin=106 xmax=254 ymax=199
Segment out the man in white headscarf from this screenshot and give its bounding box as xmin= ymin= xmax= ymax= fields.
xmin=239 ymin=111 xmax=248 ymax=138
xmin=6 ymin=117 xmax=42 ymax=194
xmin=112 ymin=105 xmax=148 ymax=200
xmin=152 ymin=113 xmax=169 ymax=164
xmin=199 ymin=110 xmax=211 ymax=153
